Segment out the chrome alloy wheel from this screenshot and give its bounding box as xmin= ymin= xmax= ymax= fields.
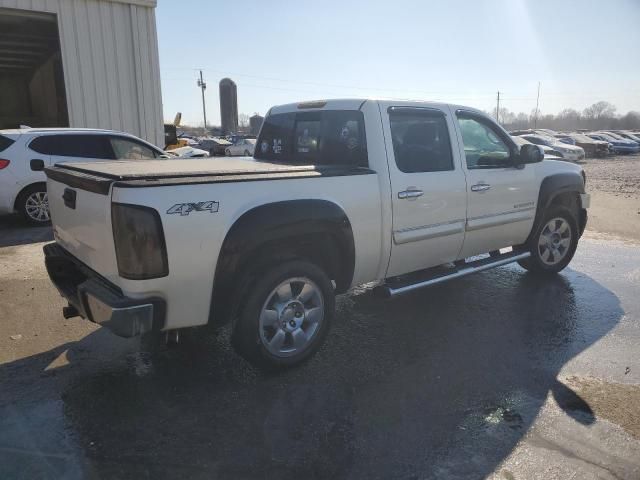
xmin=25 ymin=191 xmax=50 ymax=222
xmin=538 ymin=217 xmax=572 ymax=266
xmin=259 ymin=277 xmax=324 ymax=357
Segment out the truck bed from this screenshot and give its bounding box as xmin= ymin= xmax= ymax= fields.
xmin=45 ymin=158 xmax=374 ymax=194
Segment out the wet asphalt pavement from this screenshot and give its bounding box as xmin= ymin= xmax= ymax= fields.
xmin=1 ymin=220 xmax=639 ymax=479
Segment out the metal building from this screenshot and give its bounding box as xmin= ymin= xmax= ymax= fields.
xmin=0 ymin=0 xmax=163 ymax=147
xmin=219 ymin=77 xmax=238 ymax=135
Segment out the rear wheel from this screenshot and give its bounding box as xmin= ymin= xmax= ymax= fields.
xmin=518 ymin=206 xmax=578 ymax=274
xmin=17 ymin=185 xmax=50 ymax=226
xmin=231 ymin=260 xmax=334 ymax=369
xmin=225 ymin=148 xmax=231 ymax=156
xmin=244 ymin=149 xmax=250 ymax=156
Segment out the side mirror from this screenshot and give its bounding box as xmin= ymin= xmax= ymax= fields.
xmin=518 ymin=144 xmax=544 ymax=165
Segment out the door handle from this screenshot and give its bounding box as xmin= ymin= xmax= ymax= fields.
xmin=398 ymin=189 xmax=424 ymax=200
xmin=471 ymin=183 xmax=491 ymax=193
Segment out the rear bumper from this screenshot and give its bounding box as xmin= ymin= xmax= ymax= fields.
xmin=43 ymin=243 xmax=165 ymax=337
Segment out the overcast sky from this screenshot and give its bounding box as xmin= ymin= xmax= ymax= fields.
xmin=156 ymin=0 xmax=640 ymax=126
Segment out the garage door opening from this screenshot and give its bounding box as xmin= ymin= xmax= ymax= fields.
xmin=0 ymin=8 xmax=68 ymax=129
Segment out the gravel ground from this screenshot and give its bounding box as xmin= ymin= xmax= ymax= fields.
xmin=581 ymin=154 xmax=640 ymax=198
xmin=580 ymin=154 xmax=640 ymax=241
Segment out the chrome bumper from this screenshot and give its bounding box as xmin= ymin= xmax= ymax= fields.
xmin=43 ymin=243 xmax=165 ymax=337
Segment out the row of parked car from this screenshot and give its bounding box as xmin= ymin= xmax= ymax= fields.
xmin=509 ymin=128 xmax=640 ymax=161
xmin=168 ymin=135 xmax=257 ymax=158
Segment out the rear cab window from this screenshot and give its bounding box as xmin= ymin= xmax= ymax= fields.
xmin=255 ymin=110 xmax=368 ymax=167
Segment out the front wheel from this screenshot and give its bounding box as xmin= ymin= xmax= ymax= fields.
xmin=244 ymin=149 xmax=250 ymax=156
xmin=232 ymin=260 xmax=334 ymax=369
xmin=518 ymin=206 xmax=579 ymax=274
xmin=225 ymin=148 xmax=231 ymax=156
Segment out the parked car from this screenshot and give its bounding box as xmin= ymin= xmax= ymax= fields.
xmin=587 ymin=133 xmax=640 ymax=154
xmin=534 ymin=128 xmax=558 ymax=137
xmin=197 ymin=137 xmax=232 ymax=156
xmin=164 ymin=146 xmax=209 ymax=158
xmin=511 ymin=135 xmax=563 ymax=160
xmin=563 ymin=133 xmax=610 ymax=158
xmin=616 ymin=132 xmax=640 ymax=144
xmin=520 ymin=134 xmax=585 ymax=161
xmin=603 ymin=131 xmax=640 ymax=147
xmin=554 ymin=134 xmax=576 ymax=145
xmin=0 ymin=128 xmax=168 ymax=225
xmin=225 ymin=138 xmax=256 ymax=156
xmin=43 ymin=99 xmax=589 ymax=368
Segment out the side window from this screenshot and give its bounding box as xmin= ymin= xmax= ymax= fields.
xmin=255 ymin=110 xmax=367 ymax=167
xmin=30 ymin=134 xmax=115 ymax=159
xmin=389 ymin=110 xmax=454 ymax=173
xmin=456 ymin=115 xmax=511 ymax=169
xmin=110 ymin=137 xmax=158 ymax=160
xmin=0 ymin=135 xmax=15 ymax=152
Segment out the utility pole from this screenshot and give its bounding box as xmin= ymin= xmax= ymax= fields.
xmin=534 ymin=82 xmax=541 ymax=128
xmin=197 ymin=70 xmax=207 ymax=132
xmin=496 ymin=91 xmax=500 ymax=124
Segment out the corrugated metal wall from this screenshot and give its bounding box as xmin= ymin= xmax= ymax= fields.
xmin=0 ymin=0 xmax=163 ymax=146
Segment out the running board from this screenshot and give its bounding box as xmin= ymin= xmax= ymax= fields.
xmin=376 ymin=251 xmax=531 ymax=298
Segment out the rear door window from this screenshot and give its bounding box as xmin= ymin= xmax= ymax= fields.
xmin=388 ymin=109 xmax=454 ymax=173
xmin=30 ymin=134 xmax=115 ymax=159
xmin=110 ymin=137 xmax=159 ymax=159
xmin=0 ymin=135 xmax=15 ymax=152
xmin=255 ymin=110 xmax=367 ymax=167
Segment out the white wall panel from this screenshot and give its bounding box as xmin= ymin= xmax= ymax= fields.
xmin=0 ymin=0 xmax=163 ymax=146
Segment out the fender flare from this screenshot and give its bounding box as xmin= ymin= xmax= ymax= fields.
xmin=526 ymin=172 xmax=586 ymax=244
xmin=209 ymin=199 xmax=355 ymax=326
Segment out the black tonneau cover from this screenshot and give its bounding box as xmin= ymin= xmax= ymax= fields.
xmin=45 ymin=158 xmax=374 ymax=195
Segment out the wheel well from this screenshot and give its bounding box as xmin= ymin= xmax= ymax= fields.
xmin=549 ymin=191 xmax=579 ymax=214
xmin=210 ymin=232 xmax=347 ymax=327
xmin=14 ymin=182 xmax=46 ymax=210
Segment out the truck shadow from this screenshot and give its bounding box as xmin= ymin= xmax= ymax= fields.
xmin=0 ymin=216 xmax=53 ymax=248
xmin=0 ymin=266 xmax=624 ymax=479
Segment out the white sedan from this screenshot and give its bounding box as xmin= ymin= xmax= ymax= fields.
xmin=225 ymin=138 xmax=256 ymax=157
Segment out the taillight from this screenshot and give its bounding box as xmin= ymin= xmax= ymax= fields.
xmin=0 ymin=159 xmax=10 ymax=169
xmin=111 ymin=203 xmax=168 ymax=280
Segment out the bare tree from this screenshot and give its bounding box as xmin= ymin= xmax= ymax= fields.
xmin=238 ymin=113 xmax=250 ymax=128
xmin=583 ymin=101 xmax=616 ymax=120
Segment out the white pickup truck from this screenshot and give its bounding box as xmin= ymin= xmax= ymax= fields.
xmin=43 ymin=99 xmax=589 ymax=368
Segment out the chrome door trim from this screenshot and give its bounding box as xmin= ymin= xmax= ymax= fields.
xmin=466 ymin=207 xmax=535 ymax=232
xmin=393 ymin=219 xmax=465 ymax=245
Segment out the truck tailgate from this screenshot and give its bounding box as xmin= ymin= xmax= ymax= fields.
xmin=46 ymin=175 xmax=119 ymax=282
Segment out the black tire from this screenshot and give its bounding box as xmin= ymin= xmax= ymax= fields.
xmin=518 ymin=205 xmax=579 ymax=274
xmin=244 ymin=149 xmax=250 ymax=156
xmin=231 ymin=260 xmax=334 ymax=369
xmin=17 ymin=184 xmax=50 ymax=226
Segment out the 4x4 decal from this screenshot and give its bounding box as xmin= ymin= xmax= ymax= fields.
xmin=167 ymin=201 xmax=219 ymax=216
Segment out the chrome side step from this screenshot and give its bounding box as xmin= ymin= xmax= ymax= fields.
xmin=376 ymin=251 xmax=531 ymax=298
